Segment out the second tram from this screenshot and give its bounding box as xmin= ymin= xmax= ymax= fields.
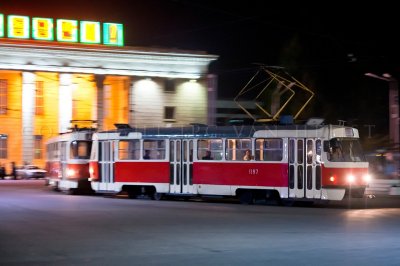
xmin=45 ymin=130 xmax=93 ymax=194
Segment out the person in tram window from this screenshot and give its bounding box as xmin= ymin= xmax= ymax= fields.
xmin=143 ymin=150 xmax=151 ymax=160
xmin=330 ymin=147 xmax=343 ymax=162
xmin=243 ymin=149 xmax=253 ymax=161
xmin=202 ymin=150 xmax=213 ymax=160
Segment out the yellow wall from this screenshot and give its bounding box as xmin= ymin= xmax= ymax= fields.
xmin=0 ymin=71 xmax=206 ymax=171
xmin=0 ymin=71 xmax=22 ymax=171
xmin=32 ymin=72 xmax=60 ymax=167
xmin=71 ymin=74 xmax=97 ymax=129
xmin=103 ymin=76 xmax=129 ymax=130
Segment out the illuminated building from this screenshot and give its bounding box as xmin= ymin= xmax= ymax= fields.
xmin=0 ymin=17 xmax=217 ymax=170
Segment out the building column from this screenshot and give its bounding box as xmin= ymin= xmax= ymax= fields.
xmin=58 ymin=73 xmax=73 ymax=133
xmin=95 ymin=75 xmax=105 ymax=131
xmin=21 ymin=72 xmax=36 ymax=165
xmin=207 ymin=74 xmax=218 ymax=126
xmin=128 ymin=77 xmax=135 ymax=126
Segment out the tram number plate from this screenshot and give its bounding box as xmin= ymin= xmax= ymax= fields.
xmin=248 ymin=168 xmax=259 ymax=175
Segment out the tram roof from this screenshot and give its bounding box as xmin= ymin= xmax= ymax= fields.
xmin=97 ymin=124 xmax=343 ymax=139
xmin=46 ymin=129 xmax=94 ymax=144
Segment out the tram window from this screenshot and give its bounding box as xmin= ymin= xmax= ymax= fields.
xmin=226 ymin=138 xmax=251 ymax=161
xmin=70 ymin=141 xmax=92 ymax=160
xmin=297 ymin=165 xmax=303 ymax=189
xmin=198 ymin=139 xmax=223 ymax=160
xmin=297 ymin=140 xmax=303 ymax=164
xmin=255 ymin=138 xmax=283 ymax=161
xmin=289 ymin=139 xmax=295 ymax=163
xmin=289 ymin=165 xmax=295 ymax=189
xmin=119 ymin=140 xmax=140 ymax=160
xmin=60 ymin=142 xmax=67 ymax=160
xmin=316 ymin=139 xmax=322 ymax=163
xmin=143 ymin=140 xmax=166 ymax=160
xmin=306 ymin=140 xmax=313 ymax=164
xmin=307 ymin=165 xmax=312 ymax=190
xmin=169 ymin=141 xmax=174 ymax=161
xmin=176 ymin=141 xmax=181 ymax=161
xmin=90 ymin=142 xmax=97 ymax=160
xmin=316 ymin=165 xmax=321 ymax=190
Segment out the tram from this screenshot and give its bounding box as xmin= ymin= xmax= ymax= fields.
xmin=88 ymin=123 xmax=370 ymax=203
xmin=45 ymin=130 xmax=93 ymax=194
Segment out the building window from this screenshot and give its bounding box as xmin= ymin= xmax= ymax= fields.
xmin=0 ymin=79 xmax=7 ymax=115
xmin=35 ymin=81 xmax=44 ymax=115
xmin=164 ymin=79 xmax=175 ymax=93
xmin=34 ymin=135 xmax=43 ymax=159
xmin=0 ymin=134 xmax=7 ymax=159
xmin=164 ymin=106 xmax=176 ymax=121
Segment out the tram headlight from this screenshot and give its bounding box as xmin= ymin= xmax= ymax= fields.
xmin=67 ymin=169 xmax=76 ymax=177
xmin=89 ymin=167 xmax=94 ymax=175
xmin=363 ymin=174 xmax=372 ymax=183
xmin=329 ymin=176 xmax=335 ymax=182
xmin=346 ymin=174 xmax=355 ymax=183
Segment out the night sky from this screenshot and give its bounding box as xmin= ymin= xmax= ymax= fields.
xmin=1 ymin=1 xmax=399 ymax=139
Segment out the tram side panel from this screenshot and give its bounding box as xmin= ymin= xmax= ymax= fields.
xmin=193 ymin=162 xmax=288 ymax=197
xmin=114 ymin=161 xmax=170 ymax=183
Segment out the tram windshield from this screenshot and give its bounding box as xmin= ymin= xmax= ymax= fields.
xmin=327 ymin=138 xmax=366 ymax=162
xmin=70 ymin=141 xmax=92 ymax=159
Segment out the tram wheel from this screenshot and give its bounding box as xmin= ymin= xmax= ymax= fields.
xmin=280 ymin=199 xmax=295 ymax=207
xmin=152 ymin=192 xmax=164 ymax=201
xmin=239 ymin=191 xmax=254 ymax=205
xmin=67 ymin=188 xmax=78 ymax=195
xmin=127 ymin=190 xmax=138 ymax=199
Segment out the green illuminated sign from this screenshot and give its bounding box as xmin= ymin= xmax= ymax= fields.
xmin=7 ymin=15 xmax=30 ymax=39
xmin=32 ymin=17 xmax=54 ymax=41
xmin=103 ymin=23 xmax=124 ymax=46
xmin=57 ymin=19 xmax=78 ymax=42
xmin=1 ymin=13 xmax=124 ymax=46
xmin=0 ymin=14 xmax=4 ymax=37
xmin=80 ymin=21 xmax=101 ymax=44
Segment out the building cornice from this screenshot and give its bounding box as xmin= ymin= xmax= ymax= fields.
xmin=0 ymin=39 xmax=218 ymax=79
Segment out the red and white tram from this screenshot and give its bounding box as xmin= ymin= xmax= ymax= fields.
xmin=88 ymin=123 xmax=370 ymax=203
xmin=45 ymin=130 xmax=93 ymax=194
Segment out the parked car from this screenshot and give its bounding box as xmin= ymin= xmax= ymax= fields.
xmin=16 ymin=165 xmax=47 ymax=179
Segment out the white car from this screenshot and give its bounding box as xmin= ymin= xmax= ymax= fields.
xmin=16 ymin=165 xmax=47 ymax=179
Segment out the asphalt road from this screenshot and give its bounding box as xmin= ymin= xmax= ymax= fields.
xmin=1 ymin=180 xmax=400 ymax=266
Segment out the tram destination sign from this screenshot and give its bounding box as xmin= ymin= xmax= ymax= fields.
xmin=0 ymin=13 xmax=123 ymax=46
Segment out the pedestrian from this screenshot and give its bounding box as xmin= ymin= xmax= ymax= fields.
xmin=0 ymin=163 xmax=5 ymax=179
xmin=11 ymin=161 xmax=17 ymax=180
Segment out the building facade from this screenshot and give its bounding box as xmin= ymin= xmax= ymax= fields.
xmin=0 ymin=39 xmax=217 ymax=170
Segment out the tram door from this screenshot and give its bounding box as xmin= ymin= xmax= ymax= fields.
xmin=60 ymin=141 xmax=68 ymax=180
xmin=169 ymin=139 xmax=194 ymax=194
xmin=288 ymin=138 xmax=321 ymax=199
xmin=97 ymin=140 xmax=115 ymax=191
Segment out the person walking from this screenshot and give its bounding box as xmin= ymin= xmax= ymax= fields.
xmin=0 ymin=163 xmax=5 ymax=179
xmin=11 ymin=161 xmax=17 ymax=180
